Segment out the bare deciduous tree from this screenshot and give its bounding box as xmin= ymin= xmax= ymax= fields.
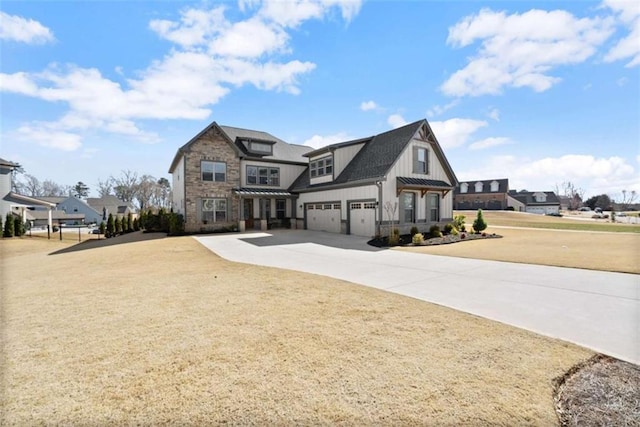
xmin=555 ymin=181 xmax=584 ymax=210
xmin=619 ymin=189 xmax=638 ymax=210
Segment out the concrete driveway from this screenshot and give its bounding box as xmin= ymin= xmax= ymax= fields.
xmin=195 ymin=230 xmax=639 ymax=364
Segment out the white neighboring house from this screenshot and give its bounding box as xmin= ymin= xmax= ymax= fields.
xmin=507 ymin=190 xmax=561 ymax=214
xmin=291 ymin=120 xmax=458 ymax=237
xmin=0 ymin=158 xmax=55 ymax=229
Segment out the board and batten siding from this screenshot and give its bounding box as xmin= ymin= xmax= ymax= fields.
xmin=240 ymin=160 xmax=306 ymax=189
xmin=382 ymin=137 xmax=454 ymax=221
xmin=171 ymin=156 xmax=185 ymax=215
xmin=333 ymin=143 xmax=366 ymax=178
xmin=297 ymin=185 xmax=378 ymax=221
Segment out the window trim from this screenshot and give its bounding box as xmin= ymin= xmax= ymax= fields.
xmin=428 ymin=193 xmax=440 ymax=222
xmin=201 ymin=161 xmax=227 ymax=182
xmin=201 ymin=198 xmax=227 ymax=223
xmin=246 ymin=165 xmax=280 ymax=186
xmin=402 ymin=192 xmax=415 ymax=223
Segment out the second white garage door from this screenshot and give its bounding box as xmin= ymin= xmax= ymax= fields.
xmin=306 ymin=203 xmax=341 ymax=233
xmin=349 ymin=201 xmax=376 ymax=237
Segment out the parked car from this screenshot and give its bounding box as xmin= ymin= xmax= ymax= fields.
xmin=594 ymin=207 xmax=603 ymax=213
xmin=579 ymin=207 xmax=591 ymax=211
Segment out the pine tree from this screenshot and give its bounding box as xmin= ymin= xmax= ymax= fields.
xmin=472 ymin=209 xmax=488 ymax=233
xmin=127 ymin=212 xmax=133 ymax=232
xmin=14 ymin=218 xmax=24 ymax=237
xmin=115 ymin=217 xmax=122 ymax=235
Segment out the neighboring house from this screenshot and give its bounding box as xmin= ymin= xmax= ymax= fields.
xmin=0 ymin=158 xmax=55 ymax=229
xmin=169 ymin=123 xmax=309 ymax=233
xmin=86 ymin=196 xmax=134 ymax=221
xmin=169 ymin=119 xmax=458 ymax=237
xmin=291 ymin=120 xmax=458 ymax=237
xmin=32 ymin=196 xmax=105 ymax=225
xmin=453 ymin=179 xmax=509 ymax=210
xmin=507 ymin=190 xmax=561 ymax=214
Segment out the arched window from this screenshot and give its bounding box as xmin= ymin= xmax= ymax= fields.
xmin=475 ymin=181 xmax=484 ymax=192
xmin=490 ymin=181 xmax=499 ymax=192
xmin=460 ymin=183 xmax=468 ymax=193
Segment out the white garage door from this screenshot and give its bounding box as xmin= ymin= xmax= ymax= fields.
xmin=306 ymin=203 xmax=341 ymax=233
xmin=350 ymin=202 xmax=376 ymax=237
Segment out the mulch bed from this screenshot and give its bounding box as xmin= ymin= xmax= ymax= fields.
xmin=554 ymin=355 xmax=640 ymax=426
xmin=369 ymin=232 xmax=502 ymax=248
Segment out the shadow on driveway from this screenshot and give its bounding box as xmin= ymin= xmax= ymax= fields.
xmin=49 ymin=231 xmax=168 ymax=256
xmin=239 ymin=229 xmax=383 ymax=252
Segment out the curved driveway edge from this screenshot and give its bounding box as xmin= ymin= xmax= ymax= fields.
xmin=195 ymin=230 xmax=639 ymax=365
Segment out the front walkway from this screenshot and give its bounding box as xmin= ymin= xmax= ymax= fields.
xmin=195 ymin=230 xmax=639 ymax=364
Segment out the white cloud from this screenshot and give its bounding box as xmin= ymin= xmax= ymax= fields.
xmin=258 ymin=0 xmax=362 ymax=28
xmin=442 ymin=8 xmax=615 ymax=96
xmin=16 ymin=125 xmax=82 ymax=151
xmin=2 ymin=2 xmax=357 ymax=151
xmin=487 ymin=108 xmax=500 ymax=121
xmin=429 ymin=118 xmax=487 ymax=149
xmin=387 ymin=114 xmax=407 ymax=128
xmin=468 ymin=137 xmax=511 ymax=150
xmin=458 ymin=154 xmax=638 ymax=195
xmin=426 ymin=100 xmax=459 ymax=117
xmin=603 ymin=0 xmax=640 ymax=67
xmin=0 ymin=12 xmax=54 ymax=44
xmin=302 ymin=132 xmax=352 ymax=149
xmin=360 ymin=100 xmax=378 ymax=111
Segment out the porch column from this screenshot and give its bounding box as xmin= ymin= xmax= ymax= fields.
xmin=48 ymin=207 xmax=53 ymax=231
xmin=238 ymin=196 xmax=245 ymax=232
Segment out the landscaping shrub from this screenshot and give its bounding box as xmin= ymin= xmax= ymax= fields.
xmin=429 ymin=224 xmax=442 ymax=238
xmin=168 ymin=213 xmax=185 ymax=236
xmin=412 ymin=232 xmax=424 ymax=245
xmin=106 ymin=213 xmax=115 ymax=238
xmin=14 ymin=218 xmax=25 ymax=237
xmin=410 ymin=226 xmax=419 ymax=237
xmin=99 ymin=221 xmax=106 ymax=235
xmin=115 ymin=217 xmax=122 ymax=235
xmin=127 ymin=212 xmax=133 ymax=233
xmin=444 ymin=223 xmax=454 ymax=234
xmin=473 ymin=209 xmax=487 ymax=233
xmin=133 ymin=218 xmax=139 ymax=231
xmin=0 ymin=216 xmax=3 ymax=236
xmin=453 ymin=214 xmax=466 ymax=232
xmin=388 ymin=228 xmax=400 ymax=246
xmin=451 ymin=227 xmax=459 ymax=236
xmin=4 ymin=213 xmax=14 ymax=238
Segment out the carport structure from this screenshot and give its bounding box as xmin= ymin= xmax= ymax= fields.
xmin=2 ymin=192 xmax=56 ymax=230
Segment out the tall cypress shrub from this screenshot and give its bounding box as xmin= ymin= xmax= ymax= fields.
xmin=106 ymin=213 xmax=115 ymax=238
xmin=4 ymin=213 xmax=14 ymax=238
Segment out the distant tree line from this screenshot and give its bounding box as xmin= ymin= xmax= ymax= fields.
xmin=11 ymin=168 xmax=172 ymax=211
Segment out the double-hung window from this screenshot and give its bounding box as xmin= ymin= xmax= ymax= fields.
xmin=414 ymin=147 xmax=429 ymax=174
xmin=428 ymin=193 xmax=440 ymax=222
xmin=247 ymin=166 xmax=279 ymax=186
xmin=276 ymin=199 xmax=286 ymax=219
xmin=310 ymin=156 xmax=333 ymax=178
xmin=402 ymin=192 xmax=415 ymax=223
xmin=202 ymin=198 xmax=227 ymax=223
xmin=202 ymin=161 xmax=226 ymax=182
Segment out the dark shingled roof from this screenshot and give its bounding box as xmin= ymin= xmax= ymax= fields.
xmin=509 ymin=191 xmax=560 ymax=206
xmin=455 ymin=178 xmax=509 ymax=195
xmin=291 ymin=120 xmax=458 ymax=192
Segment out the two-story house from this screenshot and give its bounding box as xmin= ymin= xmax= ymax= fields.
xmin=169 ymin=124 xmax=309 ymax=233
xmin=453 ymin=179 xmax=510 ymax=211
xmin=169 ymin=119 xmax=458 ymax=237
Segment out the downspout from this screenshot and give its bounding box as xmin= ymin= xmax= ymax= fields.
xmin=375 ymin=178 xmax=384 ymax=237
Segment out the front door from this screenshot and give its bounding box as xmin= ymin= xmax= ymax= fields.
xmin=243 ymin=199 xmax=254 ymax=229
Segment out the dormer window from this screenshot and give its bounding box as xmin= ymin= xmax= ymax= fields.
xmin=460 ymin=183 xmax=468 ymax=193
xmin=250 ymin=142 xmax=272 ymax=154
xmin=535 ymin=193 xmax=547 ymax=202
xmin=310 ymin=156 xmax=333 ymax=178
xmin=475 ymin=182 xmax=484 ymax=192
xmin=490 ymin=181 xmax=499 ymax=192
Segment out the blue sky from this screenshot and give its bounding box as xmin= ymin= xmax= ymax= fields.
xmin=1 ymin=0 xmax=638 ymax=199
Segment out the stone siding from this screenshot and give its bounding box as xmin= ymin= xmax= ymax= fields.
xmin=183 ymin=126 xmax=240 ymax=233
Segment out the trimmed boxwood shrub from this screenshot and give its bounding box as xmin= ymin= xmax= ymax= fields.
xmin=429 ymin=224 xmax=442 ymax=238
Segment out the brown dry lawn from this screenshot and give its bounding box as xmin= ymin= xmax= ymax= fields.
xmin=399 ymin=226 xmax=640 ymax=274
xmin=1 ymin=235 xmax=592 ymax=425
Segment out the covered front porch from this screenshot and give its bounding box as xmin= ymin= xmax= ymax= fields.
xmin=234 ymin=188 xmax=297 ymax=232
xmin=2 ymin=192 xmax=56 ymax=231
